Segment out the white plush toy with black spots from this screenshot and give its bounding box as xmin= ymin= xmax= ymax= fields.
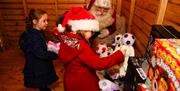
xmin=119 ymin=33 xmax=135 ymax=77
xmin=96 ymin=43 xmax=113 ymax=58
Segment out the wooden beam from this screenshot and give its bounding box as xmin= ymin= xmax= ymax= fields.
xmin=127 ymin=0 xmax=136 ymax=33
xmin=156 ymin=0 xmax=168 ymax=24
xmin=116 ymin=0 xmax=122 ymax=15
xmin=55 ymin=0 xmax=58 ymax=17
xmin=22 ymin=0 xmax=28 ymax=17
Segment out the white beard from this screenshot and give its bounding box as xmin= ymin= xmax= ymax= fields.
xmin=89 ymin=6 xmax=114 ymax=30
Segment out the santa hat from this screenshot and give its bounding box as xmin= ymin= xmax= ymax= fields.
xmin=58 ymin=6 xmax=99 ymax=33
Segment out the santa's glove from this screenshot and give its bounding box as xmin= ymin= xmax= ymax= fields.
xmin=99 ymin=79 xmax=120 ymax=91
xmin=98 ymin=28 xmax=109 ymax=38
xmin=47 ymin=41 xmax=60 ymax=54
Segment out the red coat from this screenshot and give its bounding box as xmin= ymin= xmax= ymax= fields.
xmin=58 ymin=32 xmax=124 ymax=91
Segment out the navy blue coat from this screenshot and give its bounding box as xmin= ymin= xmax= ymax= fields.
xmin=19 ymin=28 xmax=58 ymax=88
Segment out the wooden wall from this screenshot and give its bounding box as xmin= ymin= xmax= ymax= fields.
xmin=0 ymin=0 xmax=87 ymax=48
xmin=0 ymin=0 xmax=120 ymax=49
xmin=0 ymin=0 xmax=179 ymax=56
xmin=121 ymin=0 xmax=180 ymax=57
xmin=163 ymin=0 xmax=180 ymax=31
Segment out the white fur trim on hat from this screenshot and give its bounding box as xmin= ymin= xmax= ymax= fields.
xmin=57 ymin=24 xmax=65 ymax=33
xmin=94 ymin=0 xmax=111 ymax=8
xmin=68 ymin=19 xmax=99 ymax=32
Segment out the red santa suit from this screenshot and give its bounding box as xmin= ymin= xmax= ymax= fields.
xmin=58 ymin=32 xmax=124 ymax=91
xmin=55 ymin=7 xmax=124 ymax=91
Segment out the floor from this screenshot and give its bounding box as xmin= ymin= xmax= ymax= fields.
xmin=0 ymin=48 xmax=149 ymax=91
xmin=0 ymin=48 xmax=64 ymax=91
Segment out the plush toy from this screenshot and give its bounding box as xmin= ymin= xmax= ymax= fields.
xmin=95 ymin=43 xmax=120 ymax=90
xmin=119 ymin=33 xmax=135 ymax=77
xmin=95 ymin=43 xmax=113 ymax=79
xmin=111 ymin=33 xmax=136 ymax=77
xmin=96 ymin=43 xmax=113 ymax=58
xmin=99 ymin=79 xmax=120 ymax=91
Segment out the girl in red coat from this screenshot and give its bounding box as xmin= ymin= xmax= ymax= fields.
xmin=55 ymin=7 xmax=125 ymax=91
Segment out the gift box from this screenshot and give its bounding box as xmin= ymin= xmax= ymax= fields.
xmin=147 ymin=39 xmax=180 ymax=91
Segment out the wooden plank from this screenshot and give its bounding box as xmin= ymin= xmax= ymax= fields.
xmin=136 ymin=0 xmax=159 ymax=14
xmin=57 ymin=4 xmax=85 ymax=10
xmin=131 ymin=25 xmax=149 ymax=48
xmin=0 ymin=10 xmax=4 ymax=31
xmin=116 ymin=0 xmax=122 ymax=15
xmin=3 ymin=21 xmax=26 ymax=26
xmin=48 ymin=15 xmax=57 ymax=21
xmin=6 ymin=32 xmax=22 ymax=38
xmin=2 ymin=15 xmax=25 ymax=20
xmin=166 ymin=2 xmax=180 ymax=16
xmin=22 ymin=0 xmax=28 ymax=17
xmin=169 ymin=0 xmax=180 ymax=4
xmin=0 ymin=0 xmax=22 ymax=3
xmin=0 ymin=4 xmax=23 ymax=9
xmin=164 ymin=8 xmax=180 ymax=24
xmin=27 ymin=4 xmax=55 ymax=9
xmin=26 ymin=0 xmax=85 ymax=4
xmin=55 ymin=0 xmax=58 ymax=17
xmin=156 ymin=0 xmax=168 ymax=24
xmin=122 ymin=0 xmax=131 ymax=11
xmin=133 ymin=15 xmax=151 ymax=37
xmin=121 ymin=8 xmax=130 ymax=26
xmin=134 ymin=38 xmax=146 ymax=57
xmin=26 ymin=0 xmax=54 ymax=4
xmin=3 ymin=26 xmax=26 ymax=31
xmin=127 ymin=0 xmax=136 ymax=32
xmin=56 ymin=10 xmax=69 ymax=15
xmin=0 ymin=9 xmax=24 ymax=15
xmin=57 ymin=0 xmax=86 ymax=4
xmin=134 ymin=6 xmax=156 ymax=25
xmin=163 ymin=20 xmax=180 ymax=32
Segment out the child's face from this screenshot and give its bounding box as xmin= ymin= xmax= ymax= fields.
xmin=81 ymin=30 xmax=93 ymax=40
xmin=33 ymin=13 xmax=48 ymax=30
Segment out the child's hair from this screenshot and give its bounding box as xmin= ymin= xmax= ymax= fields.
xmin=26 ymin=9 xmax=47 ymax=29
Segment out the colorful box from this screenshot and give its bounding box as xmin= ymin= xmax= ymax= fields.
xmin=147 ymin=39 xmax=180 ymax=91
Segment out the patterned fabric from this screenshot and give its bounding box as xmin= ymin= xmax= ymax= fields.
xmin=60 ymin=34 xmax=80 ymax=49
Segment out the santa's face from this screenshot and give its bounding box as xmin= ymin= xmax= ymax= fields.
xmin=95 ymin=6 xmax=109 ymax=16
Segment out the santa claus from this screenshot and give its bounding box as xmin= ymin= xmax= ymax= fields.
xmin=86 ymin=0 xmax=126 ymax=48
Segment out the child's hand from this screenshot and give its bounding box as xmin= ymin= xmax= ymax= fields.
xmin=47 ymin=41 xmax=60 ymax=54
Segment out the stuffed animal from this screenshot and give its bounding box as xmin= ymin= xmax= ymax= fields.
xmin=95 ymin=43 xmax=113 ymax=79
xmin=95 ymin=43 xmax=120 ymax=90
xmin=119 ymin=33 xmax=136 ymax=77
xmin=110 ymin=33 xmax=135 ymax=77
xmin=96 ymin=43 xmax=113 ymax=58
xmin=99 ymin=79 xmax=120 ymax=91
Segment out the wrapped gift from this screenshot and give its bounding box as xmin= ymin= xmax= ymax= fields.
xmin=147 ymin=39 xmax=180 ymax=91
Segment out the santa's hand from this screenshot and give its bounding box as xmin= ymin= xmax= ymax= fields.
xmin=47 ymin=41 xmax=60 ymax=54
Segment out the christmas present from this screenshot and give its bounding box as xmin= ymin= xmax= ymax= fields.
xmin=145 ymin=25 xmax=180 ymax=60
xmin=147 ymin=39 xmax=180 ymax=91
